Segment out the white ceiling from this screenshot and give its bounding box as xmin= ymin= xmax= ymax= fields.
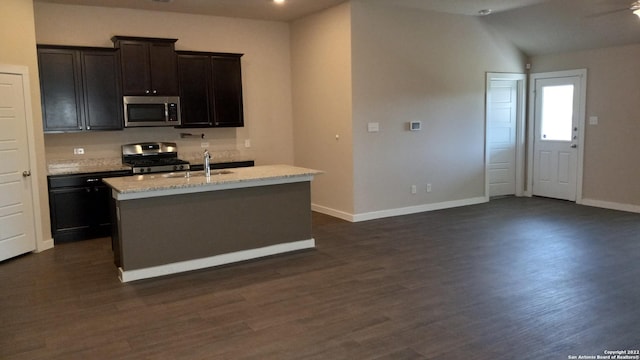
xmin=33 ymin=0 xmax=640 ymax=56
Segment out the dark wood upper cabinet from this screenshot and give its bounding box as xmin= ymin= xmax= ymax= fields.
xmin=37 ymin=45 xmax=123 ymax=133
xmin=81 ymin=50 xmax=124 ymax=130
xmin=177 ymin=54 xmax=213 ymax=127
xmin=112 ymin=36 xmax=178 ymax=96
xmin=211 ymin=55 xmax=244 ymax=127
xmin=177 ymin=51 xmax=244 ymax=128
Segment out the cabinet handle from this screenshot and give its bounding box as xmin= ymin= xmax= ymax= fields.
xmin=145 ymin=90 xmax=150 ymax=94
xmin=152 ymin=90 xmax=157 ymax=94
xmin=86 ymin=178 xmax=100 ymax=183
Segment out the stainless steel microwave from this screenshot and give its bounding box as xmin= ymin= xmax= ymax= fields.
xmin=123 ymin=96 xmax=181 ymax=127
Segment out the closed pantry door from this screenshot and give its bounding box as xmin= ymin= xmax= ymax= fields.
xmin=0 ymin=71 xmax=36 ymax=261
xmin=485 ymin=73 xmax=526 ymax=198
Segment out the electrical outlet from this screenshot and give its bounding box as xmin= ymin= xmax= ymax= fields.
xmin=201 ymin=142 xmax=210 ymax=148
xmin=244 ymin=139 xmax=251 ymax=148
xmin=73 ymin=148 xmax=84 ymax=155
xmin=411 ymin=185 xmax=417 ymax=194
xmin=426 ymin=183 xmax=432 ymax=193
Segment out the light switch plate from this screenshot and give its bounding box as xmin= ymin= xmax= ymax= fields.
xmin=73 ymin=148 xmax=84 ymax=155
xmin=367 ymin=122 xmax=379 ymax=132
xmin=589 ymin=116 xmax=598 ymax=125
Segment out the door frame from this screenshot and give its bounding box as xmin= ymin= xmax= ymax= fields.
xmin=485 ymin=72 xmax=527 ymax=200
xmin=527 ymin=69 xmax=587 ymax=203
xmin=0 ymin=63 xmax=48 ymax=253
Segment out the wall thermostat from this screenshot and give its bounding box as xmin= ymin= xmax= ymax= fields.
xmin=409 ymin=121 xmax=422 ymax=131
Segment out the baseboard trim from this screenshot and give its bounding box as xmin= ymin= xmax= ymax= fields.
xmin=119 ymin=239 xmax=315 ymax=283
xmin=312 ymin=196 xmax=488 ymax=222
xmin=35 ymin=238 xmax=54 ymax=253
xmin=581 ymin=198 xmax=640 ymax=214
xmin=311 ymin=204 xmax=354 ymax=222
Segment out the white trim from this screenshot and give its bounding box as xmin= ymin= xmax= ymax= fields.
xmin=485 ymin=72 xmax=527 ymax=200
xmin=311 ymin=203 xmax=354 ymax=222
xmin=0 ymin=64 xmax=51 ymax=253
xmin=313 ymin=197 xmax=487 ymax=223
xmin=527 ymin=69 xmax=587 ymax=203
xmin=581 ymin=199 xmax=640 ymax=214
xmin=111 ymin=175 xmax=315 ymax=201
xmin=119 ymin=239 xmax=316 ymax=282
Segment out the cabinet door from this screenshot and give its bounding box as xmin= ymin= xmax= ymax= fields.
xmin=49 ymin=187 xmax=94 ymax=243
xmin=118 ymin=41 xmax=151 ymax=95
xmin=211 ymin=56 xmax=244 ymax=127
xmin=149 ymin=42 xmax=178 ymax=95
xmin=93 ymin=185 xmax=113 ymax=229
xmin=81 ymin=50 xmax=123 ymax=130
xmin=38 ymin=48 xmax=84 ymax=132
xmin=177 ymin=54 xmax=213 ymax=127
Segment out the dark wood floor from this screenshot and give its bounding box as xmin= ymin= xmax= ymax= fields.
xmin=2 ymin=197 xmax=639 ymax=359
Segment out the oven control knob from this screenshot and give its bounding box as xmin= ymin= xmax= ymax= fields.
xmin=139 ymin=168 xmax=145 ymax=173
xmin=146 ymin=167 xmax=152 ymax=173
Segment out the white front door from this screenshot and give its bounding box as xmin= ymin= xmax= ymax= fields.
xmin=0 ymin=72 xmax=36 ymax=261
xmin=487 ymin=79 xmax=518 ymax=197
xmin=530 ymin=71 xmax=586 ymax=201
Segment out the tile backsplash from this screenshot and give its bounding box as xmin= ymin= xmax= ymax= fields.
xmin=44 ymin=127 xmax=254 ymax=164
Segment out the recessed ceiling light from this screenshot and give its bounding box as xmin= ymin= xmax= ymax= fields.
xmin=273 ymin=0 xmax=286 ymax=4
xmin=478 ymin=9 xmax=492 ymax=16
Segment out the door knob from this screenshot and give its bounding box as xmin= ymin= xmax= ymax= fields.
xmin=22 ymin=170 xmax=31 ymax=177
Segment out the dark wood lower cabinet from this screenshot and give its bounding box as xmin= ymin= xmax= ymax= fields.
xmin=48 ymin=171 xmax=131 ymax=244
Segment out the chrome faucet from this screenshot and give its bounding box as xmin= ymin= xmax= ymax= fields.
xmin=203 ymin=149 xmax=211 ymax=177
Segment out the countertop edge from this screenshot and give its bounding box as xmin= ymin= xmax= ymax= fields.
xmin=104 ymin=165 xmax=322 ymax=200
xmin=110 ymin=175 xmax=316 ymax=201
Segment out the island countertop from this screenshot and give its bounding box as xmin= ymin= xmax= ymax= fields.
xmin=103 ymin=164 xmax=322 ymax=200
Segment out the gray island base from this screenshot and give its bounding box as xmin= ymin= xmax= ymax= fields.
xmin=103 ymin=165 xmax=322 ymax=282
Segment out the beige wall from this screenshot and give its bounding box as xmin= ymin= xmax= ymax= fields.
xmin=291 ymin=1 xmax=526 ymax=220
xmin=350 ymin=2 xmax=525 ymax=216
xmin=291 ymin=3 xmax=354 ymax=216
xmin=0 ymin=0 xmax=52 ymax=248
xmin=531 ymin=44 xmax=640 ymax=207
xmin=34 ymin=2 xmax=294 ymax=166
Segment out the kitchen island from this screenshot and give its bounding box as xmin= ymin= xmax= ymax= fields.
xmin=103 ymin=165 xmax=322 ymax=282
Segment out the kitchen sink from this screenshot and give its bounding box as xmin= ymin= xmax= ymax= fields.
xmin=160 ymin=170 xmax=234 ymax=179
xmin=210 ymin=170 xmax=234 ymax=175
xmin=161 ymin=172 xmax=190 ymax=178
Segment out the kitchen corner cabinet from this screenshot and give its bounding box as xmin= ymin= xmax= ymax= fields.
xmin=112 ymin=36 xmax=178 ymax=96
xmin=48 ymin=170 xmax=131 ymax=243
xmin=37 ymin=46 xmax=123 ymax=132
xmin=177 ymin=51 xmax=244 ymax=128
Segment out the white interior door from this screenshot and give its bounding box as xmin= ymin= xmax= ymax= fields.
xmin=485 ymin=73 xmax=526 ymax=200
xmin=0 ymin=72 xmax=36 ymax=261
xmin=487 ymin=79 xmax=518 ymax=197
xmin=530 ymin=71 xmax=585 ymax=201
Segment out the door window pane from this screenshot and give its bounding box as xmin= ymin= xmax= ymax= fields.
xmin=541 ymin=85 xmax=573 ymax=141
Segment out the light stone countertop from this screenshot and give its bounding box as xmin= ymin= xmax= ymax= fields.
xmin=103 ymin=164 xmax=323 ymax=200
xmin=47 ymin=158 xmax=131 ymax=176
xmin=46 ymin=156 xmax=255 ymax=176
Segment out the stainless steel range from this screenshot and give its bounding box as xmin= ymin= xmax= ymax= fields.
xmin=122 ymin=142 xmax=190 ymax=174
